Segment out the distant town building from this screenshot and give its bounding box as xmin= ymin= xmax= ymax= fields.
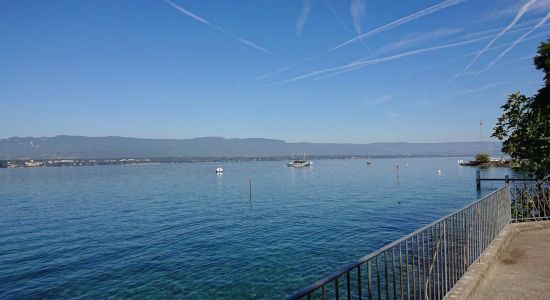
xmin=24 ymin=160 xmax=45 ymax=167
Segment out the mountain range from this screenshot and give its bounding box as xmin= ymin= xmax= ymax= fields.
xmin=0 ymin=136 xmax=502 ymax=159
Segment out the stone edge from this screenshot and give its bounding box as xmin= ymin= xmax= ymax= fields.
xmin=444 ymin=223 xmax=515 ymax=300
xmin=444 ymin=220 xmax=550 ymax=300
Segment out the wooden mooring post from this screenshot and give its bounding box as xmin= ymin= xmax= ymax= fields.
xmin=249 ymin=176 xmax=252 ymax=201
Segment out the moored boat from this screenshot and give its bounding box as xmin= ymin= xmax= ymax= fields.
xmin=287 ymin=159 xmax=313 ymax=168
xmin=287 ymin=152 xmax=313 ymax=168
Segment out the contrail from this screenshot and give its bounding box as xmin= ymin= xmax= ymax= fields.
xmin=454 ymin=0 xmax=537 ymax=78
xmin=296 ymin=0 xmax=314 ymax=36
xmin=349 ymin=0 xmax=366 ymax=35
xmin=320 ymin=25 xmax=550 ymax=80
xmin=330 ymin=0 xmax=468 ymax=51
xmin=478 ymin=11 xmax=550 ymax=75
xmin=459 ymin=81 xmax=510 ymax=95
xmin=164 ymin=0 xmax=273 ymax=54
xmin=261 ymin=33 xmax=494 ymax=87
xmin=323 ymin=0 xmax=379 ymax=65
xmin=445 ymin=18 xmax=540 ymax=44
xmin=406 ymin=30 xmax=549 ymax=75
xmin=262 ymin=21 xmax=550 ymax=86
xmin=258 ymin=0 xmax=468 ymax=80
xmin=256 ymin=65 xmax=295 ymax=80
xmin=256 ymin=0 xmax=371 ymax=82
xmin=255 ymin=56 xmax=315 ymax=80
xmin=325 ymin=26 xmax=550 ymax=79
xmin=377 ymin=28 xmax=462 ymax=54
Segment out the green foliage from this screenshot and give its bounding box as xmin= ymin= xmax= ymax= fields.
xmin=474 ymin=153 xmax=490 ymax=163
xmin=493 ymin=38 xmax=550 ymax=177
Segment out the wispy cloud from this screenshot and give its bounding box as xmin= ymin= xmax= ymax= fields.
xmin=454 ymin=0 xmax=537 ymax=78
xmin=378 ymin=28 xmax=462 ymax=53
xmin=256 ymin=0 xmax=371 ymax=82
xmin=350 ymin=0 xmax=366 ymax=34
xmin=323 ymin=0 xmax=349 ymax=31
xmin=262 ymin=33 xmax=494 ymax=87
xmin=255 ymin=56 xmax=315 ymax=81
xmin=311 ymin=58 xmax=374 ymax=80
xmin=296 ymin=0 xmax=315 ymax=36
xmin=407 ymin=25 xmax=550 ymax=75
xmin=386 ymin=111 xmax=401 ymax=119
xmin=263 ymin=21 xmax=550 ymax=87
xmin=416 ymin=99 xmax=432 ymax=105
xmin=164 ymin=0 xmax=273 ymax=54
xmin=477 ymin=11 xmax=550 ymax=75
xmin=466 ymin=55 xmax=534 ymax=75
xmin=330 ymin=0 xmax=468 ymax=51
xmin=465 ymin=54 xmax=536 ymax=75
xmin=323 ymin=0 xmax=379 ymax=64
xmin=459 ymin=81 xmax=510 ymax=95
xmin=361 ymin=95 xmax=395 ymax=110
xmin=256 ymin=65 xmax=294 ymax=80
xmin=446 ymin=18 xmax=540 ymax=43
xmin=482 ymin=0 xmax=550 ymax=21
xmin=511 ymin=65 xmax=536 ymax=73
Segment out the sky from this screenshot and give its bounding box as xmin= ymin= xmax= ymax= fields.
xmin=1 ymin=0 xmax=550 ymax=143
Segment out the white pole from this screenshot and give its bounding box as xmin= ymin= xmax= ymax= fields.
xmin=480 ymin=118 xmax=483 ymax=153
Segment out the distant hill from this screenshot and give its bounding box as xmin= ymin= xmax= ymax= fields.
xmin=0 ymin=135 xmax=503 ymax=159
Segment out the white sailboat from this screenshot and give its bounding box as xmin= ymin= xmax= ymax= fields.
xmin=287 ymin=151 xmax=313 ymax=168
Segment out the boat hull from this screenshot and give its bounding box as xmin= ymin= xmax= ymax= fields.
xmin=287 ymin=160 xmax=313 ymax=168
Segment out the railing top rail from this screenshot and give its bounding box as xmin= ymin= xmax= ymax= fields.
xmin=287 ymin=185 xmax=510 ymax=299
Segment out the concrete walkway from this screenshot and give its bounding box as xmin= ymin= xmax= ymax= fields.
xmin=472 ymin=222 xmax=550 ymax=300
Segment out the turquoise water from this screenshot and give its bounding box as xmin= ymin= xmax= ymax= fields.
xmin=0 ymin=157 xmax=513 ymax=299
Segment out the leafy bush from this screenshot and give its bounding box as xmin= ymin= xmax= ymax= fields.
xmin=475 ymin=153 xmax=490 ymax=164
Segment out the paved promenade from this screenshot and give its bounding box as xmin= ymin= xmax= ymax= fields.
xmin=473 ymin=222 xmax=550 ymax=300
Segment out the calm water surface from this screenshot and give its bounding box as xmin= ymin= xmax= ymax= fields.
xmin=0 ymin=157 xmax=513 ymax=299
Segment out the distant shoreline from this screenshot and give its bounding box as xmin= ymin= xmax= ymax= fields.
xmin=0 ymin=136 xmax=503 ymax=160
xmin=0 ymin=154 xmax=493 ymax=169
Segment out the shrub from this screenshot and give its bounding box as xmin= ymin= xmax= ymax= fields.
xmin=475 ymin=153 xmax=490 ymax=164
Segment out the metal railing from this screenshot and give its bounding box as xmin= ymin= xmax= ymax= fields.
xmin=287 ymin=186 xmax=512 ymax=300
xmin=511 ymin=175 xmax=550 ymax=222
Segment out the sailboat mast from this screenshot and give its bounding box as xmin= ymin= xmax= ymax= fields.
xmin=480 ymin=118 xmax=483 ymax=153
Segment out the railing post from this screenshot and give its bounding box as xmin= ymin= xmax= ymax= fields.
xmin=476 ymin=170 xmax=481 ymax=190
xmin=286 ymin=184 xmax=523 ymax=300
xmin=443 ymin=221 xmax=448 ymax=295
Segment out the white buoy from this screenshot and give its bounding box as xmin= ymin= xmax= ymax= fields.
xmin=216 ymin=167 xmax=224 ymax=174
xmin=437 ymin=169 xmax=442 ymax=175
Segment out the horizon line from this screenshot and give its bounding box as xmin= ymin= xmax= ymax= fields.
xmin=1 ymin=134 xmax=502 ymax=145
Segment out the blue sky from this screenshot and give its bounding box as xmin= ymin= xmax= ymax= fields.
xmin=1 ymin=0 xmax=550 ymax=143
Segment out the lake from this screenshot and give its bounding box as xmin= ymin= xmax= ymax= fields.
xmin=0 ymin=157 xmax=514 ymax=299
